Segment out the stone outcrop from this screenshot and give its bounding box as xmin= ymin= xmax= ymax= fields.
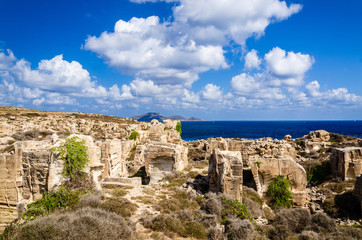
xmin=143 ymin=142 xmax=188 ymax=184
xmin=138 ymin=119 xmax=182 ymax=144
xmin=209 ymin=149 xmax=243 ymax=201
xmin=0 ymin=141 xmax=53 ymax=230
xmin=331 ymin=147 xmax=362 ymax=180
xmin=298 ymin=130 xmax=331 ymax=153
xmin=193 ymin=137 xmax=308 ymax=206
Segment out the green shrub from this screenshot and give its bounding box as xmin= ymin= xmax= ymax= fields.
xmin=21 ymin=112 xmax=40 ymax=117
xmin=183 ymin=221 xmax=208 ymax=239
xmin=307 ymin=161 xmax=331 ymax=185
xmin=129 ymin=131 xmax=139 ymax=140
xmin=330 ymin=132 xmax=344 ymax=143
xmin=51 ymin=136 xmax=89 ymax=181
xmin=266 ymin=175 xmax=293 ymax=208
xmin=221 ymin=196 xmax=252 ymax=221
xmin=23 ymin=187 xmax=84 ymax=221
xmin=176 ymin=122 xmax=182 ymax=135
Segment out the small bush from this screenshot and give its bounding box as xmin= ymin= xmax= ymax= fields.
xmin=151 ymin=214 xmax=207 ymax=239
xmin=221 ymin=196 xmax=253 ymax=221
xmin=333 ymin=226 xmax=362 ymax=240
xmin=310 ymin=212 xmax=336 ymax=233
xmin=307 ymin=161 xmax=331 ymax=185
xmin=100 ymin=198 xmax=138 ymax=218
xmin=129 ymin=131 xmax=139 ymax=140
xmin=23 ymin=187 xmax=84 ymax=220
xmin=299 ymin=230 xmax=320 ymax=240
xmin=176 ymin=122 xmax=182 ymax=135
xmin=183 ymin=221 xmax=208 ymax=239
xmin=225 ymin=217 xmax=254 ymax=240
xmin=9 ymin=207 xmax=136 ymax=240
xmin=272 ymin=208 xmax=311 ymax=234
xmin=266 ymin=175 xmax=293 ymax=208
xmin=323 ymin=198 xmax=338 ymax=218
xmin=329 ymin=133 xmax=344 ymax=143
xmin=201 ymin=193 xmax=222 ymax=216
xmin=21 ymin=112 xmax=40 ymax=117
xmin=151 ymin=214 xmax=185 ymax=237
xmin=78 ymin=194 xmax=101 ymax=208
xmin=158 ymin=190 xmax=199 ymax=213
xmin=243 ymin=187 xmax=264 ymax=218
xmin=51 ymin=136 xmax=89 ymax=181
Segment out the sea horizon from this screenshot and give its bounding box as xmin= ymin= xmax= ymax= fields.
xmin=180 ymin=120 xmax=362 ymax=141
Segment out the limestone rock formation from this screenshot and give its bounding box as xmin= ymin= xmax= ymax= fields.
xmin=195 ymin=137 xmax=307 ymax=206
xmin=143 ymin=141 xmax=188 ymax=184
xmin=298 ymin=130 xmax=331 ymax=153
xmin=331 ymin=147 xmax=362 ymax=180
xmin=209 ymin=149 xmax=243 ymax=201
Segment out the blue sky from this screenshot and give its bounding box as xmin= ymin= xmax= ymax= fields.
xmin=0 ymin=0 xmax=361 ymax=120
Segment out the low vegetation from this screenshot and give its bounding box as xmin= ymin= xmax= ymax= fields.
xmin=176 ymin=121 xmax=182 ymax=135
xmin=6 ymin=208 xmax=136 ymax=240
xmin=307 ymin=161 xmax=331 ymax=185
xmin=23 ymin=187 xmax=85 ymax=221
xmin=266 ymin=175 xmax=293 ymax=208
xmin=129 ymin=131 xmax=139 ymax=140
xmin=51 ymin=136 xmax=89 ymax=181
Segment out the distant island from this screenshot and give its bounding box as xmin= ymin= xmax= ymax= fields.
xmin=131 ymin=112 xmax=203 ymax=122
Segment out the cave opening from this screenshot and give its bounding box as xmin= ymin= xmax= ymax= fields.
xmin=243 ymin=169 xmax=257 ymax=191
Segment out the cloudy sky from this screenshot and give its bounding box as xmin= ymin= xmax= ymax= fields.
xmin=0 ymin=0 xmax=361 ymax=120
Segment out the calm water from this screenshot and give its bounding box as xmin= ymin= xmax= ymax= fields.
xmin=180 ymin=121 xmax=362 ymax=141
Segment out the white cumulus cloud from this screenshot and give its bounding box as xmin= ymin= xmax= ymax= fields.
xmin=173 ymin=0 xmax=302 ymax=45
xmin=264 ymin=47 xmax=314 ymax=86
xmin=244 ymin=50 xmax=261 ymax=70
xmin=201 ymin=84 xmax=223 ymax=101
xmin=12 ymin=55 xmax=95 ymax=93
xmin=85 ymin=16 xmax=227 ymax=87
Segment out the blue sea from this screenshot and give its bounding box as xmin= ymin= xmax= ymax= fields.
xmin=180 ymin=121 xmax=362 ymax=141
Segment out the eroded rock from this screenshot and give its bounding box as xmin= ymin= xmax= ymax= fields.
xmin=209 ymin=149 xmax=243 ymax=201
xmin=331 ymin=147 xmax=362 ymax=180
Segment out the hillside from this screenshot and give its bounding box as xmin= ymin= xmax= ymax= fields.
xmin=131 ymin=112 xmax=203 ymax=122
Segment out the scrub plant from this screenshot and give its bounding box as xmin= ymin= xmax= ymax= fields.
xmin=176 ymin=122 xmax=182 ymax=135
xmin=129 ymin=131 xmax=139 ymax=140
xmin=266 ymin=175 xmax=293 ymax=208
xmin=52 ymin=136 xmax=89 ymax=181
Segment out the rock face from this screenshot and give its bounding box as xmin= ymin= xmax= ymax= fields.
xmin=0 ymin=141 xmax=53 ymax=230
xmin=209 ymin=149 xmax=243 ymax=201
xmin=331 ymin=147 xmax=362 ymax=180
xmin=191 ymin=137 xmax=308 ymax=206
xmin=353 ymin=174 xmax=362 ymax=216
xmin=143 ymin=142 xmax=188 ymax=184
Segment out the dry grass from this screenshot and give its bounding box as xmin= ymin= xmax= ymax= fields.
xmin=158 ymin=190 xmax=199 ymax=213
xmin=100 ymin=198 xmax=138 ymax=218
xmin=131 ymin=196 xmax=154 ymax=205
